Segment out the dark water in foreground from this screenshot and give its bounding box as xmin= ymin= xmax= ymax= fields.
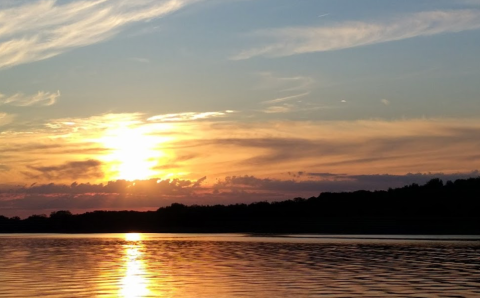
xmin=0 ymin=234 xmax=479 ymax=297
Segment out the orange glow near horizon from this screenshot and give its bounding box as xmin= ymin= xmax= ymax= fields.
xmin=2 ymin=114 xmax=480 ymax=186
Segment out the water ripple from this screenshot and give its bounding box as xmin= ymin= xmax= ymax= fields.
xmin=0 ymin=234 xmax=479 ymax=297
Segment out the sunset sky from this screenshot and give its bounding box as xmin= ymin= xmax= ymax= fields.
xmin=1 ymin=0 xmax=480 ymax=217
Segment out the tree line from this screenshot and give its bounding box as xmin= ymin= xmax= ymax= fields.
xmin=1 ymin=177 xmax=479 ymax=234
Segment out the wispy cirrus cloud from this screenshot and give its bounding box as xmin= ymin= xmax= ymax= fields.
xmin=148 ymin=110 xmax=235 ymax=122
xmin=130 ymin=57 xmax=151 ymax=63
xmin=381 ymin=99 xmax=390 ymax=106
xmin=261 ymin=92 xmax=310 ymax=114
xmin=0 ymin=90 xmax=60 ymax=107
xmin=0 ymin=0 xmax=200 ymax=69
xmin=255 ymin=72 xmax=314 ymax=92
xmin=262 ymin=92 xmax=310 ymax=105
xmin=255 ymin=72 xmax=317 ymax=114
xmin=0 ymin=112 xmax=15 ymax=126
xmin=233 ymin=9 xmax=480 ymax=59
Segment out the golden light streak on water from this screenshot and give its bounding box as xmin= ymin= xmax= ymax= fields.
xmin=120 ymin=234 xmax=150 ymax=297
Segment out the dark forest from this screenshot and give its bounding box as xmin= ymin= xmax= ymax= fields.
xmin=1 ymin=177 xmax=480 ymax=234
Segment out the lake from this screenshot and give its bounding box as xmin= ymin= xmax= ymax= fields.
xmin=0 ymin=234 xmax=479 ymax=297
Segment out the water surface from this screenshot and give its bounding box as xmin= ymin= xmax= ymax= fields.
xmin=0 ymin=234 xmax=479 ymax=297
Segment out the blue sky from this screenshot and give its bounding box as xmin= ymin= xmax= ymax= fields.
xmin=2 ymin=0 xmax=480 ymax=120
xmin=1 ymin=0 xmax=480 ymax=216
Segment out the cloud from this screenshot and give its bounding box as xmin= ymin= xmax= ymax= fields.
xmin=24 ymin=159 xmax=104 ymax=181
xmin=305 ymin=171 xmax=480 ymax=185
xmin=381 ymin=99 xmax=390 ymax=105
xmin=0 ymin=0 xmax=200 ymax=69
xmin=2 ymin=110 xmax=480 ymax=217
xmin=1 ymin=176 xmax=206 ymax=196
xmin=214 ymin=171 xmax=480 ymax=194
xmin=262 ymin=92 xmax=310 ymax=105
xmin=192 ymin=176 xmax=207 ymax=188
xmin=255 ymin=72 xmax=317 ymax=113
xmin=255 ymin=72 xmax=314 ymax=92
xmin=0 ymin=142 xmax=111 ymax=157
xmin=131 ymin=57 xmax=150 ymax=63
xmin=3 ymin=171 xmax=479 ymax=218
xmin=263 ymin=104 xmax=295 ymax=114
xmin=0 ymin=90 xmax=60 ymax=106
xmin=45 ymin=112 xmax=145 ymax=131
xmin=0 ymin=112 xmax=15 ymax=126
xmin=2 ymin=112 xmax=480 ymax=191
xmin=148 ymin=110 xmax=234 ymax=122
xmin=0 ymin=176 xmax=210 ymax=217
xmin=233 ymin=9 xmax=480 ymax=59
xmin=183 ymin=118 xmax=480 ymax=177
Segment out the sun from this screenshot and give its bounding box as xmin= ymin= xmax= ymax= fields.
xmin=100 ymin=124 xmax=163 ymax=181
xmin=125 ymin=233 xmax=142 ymax=242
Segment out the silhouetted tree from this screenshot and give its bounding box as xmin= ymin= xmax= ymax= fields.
xmin=0 ymin=177 xmax=479 ymax=234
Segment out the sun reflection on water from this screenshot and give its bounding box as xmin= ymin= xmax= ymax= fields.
xmin=125 ymin=233 xmax=142 ymax=242
xmin=120 ymin=234 xmax=150 ymax=297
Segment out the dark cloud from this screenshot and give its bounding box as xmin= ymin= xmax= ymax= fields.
xmin=315 ymin=156 xmax=405 ymax=167
xmin=0 ymin=176 xmax=209 ymax=218
xmin=346 ymin=171 xmax=480 ymax=188
xmin=192 ymin=176 xmax=207 ymax=188
xmin=1 ymin=143 xmax=63 ymax=153
xmin=299 ymin=172 xmax=345 ymax=178
xmin=0 ymin=176 xmax=208 ymax=196
xmin=6 ymin=171 xmax=478 ymax=198
xmin=58 ymin=147 xmax=111 ymax=155
xmin=214 ymin=175 xmax=349 ymax=193
xmin=1 ymin=171 xmax=479 ymax=218
xmin=214 ymin=171 xmax=480 ymax=194
xmin=24 ymin=159 xmax=104 ymax=181
xmin=0 ymin=143 xmax=109 ymax=155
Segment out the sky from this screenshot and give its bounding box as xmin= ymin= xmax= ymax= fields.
xmin=1 ymin=0 xmax=480 ymax=217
